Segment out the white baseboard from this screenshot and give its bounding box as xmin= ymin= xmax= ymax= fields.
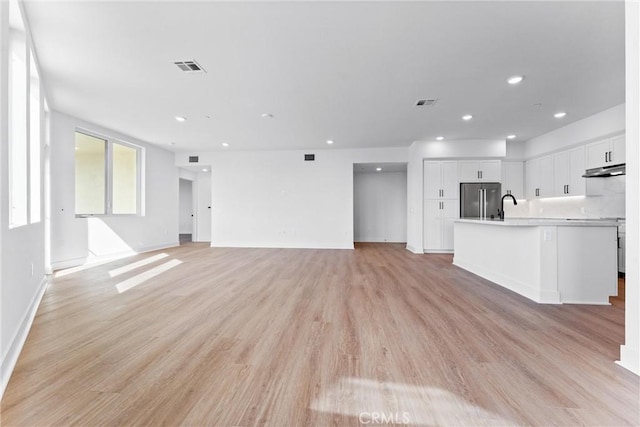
xmin=50 ymin=241 xmax=179 ymax=272
xmin=1 ymin=276 xmax=49 ymax=399
xmin=50 ymin=256 xmax=88 ymax=272
xmin=617 ymin=345 xmax=640 ymax=376
xmin=210 ymin=241 xmax=354 ymax=250
xmin=405 ymin=244 xmax=422 ymax=254
xmin=136 ymin=241 xmax=180 ymax=253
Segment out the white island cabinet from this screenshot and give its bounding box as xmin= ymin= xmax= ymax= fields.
xmin=453 ymin=219 xmax=618 ymax=305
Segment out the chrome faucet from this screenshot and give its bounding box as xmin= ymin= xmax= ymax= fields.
xmin=499 ymin=194 xmax=518 ymax=220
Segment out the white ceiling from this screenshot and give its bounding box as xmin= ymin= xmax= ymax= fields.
xmin=24 ymin=1 xmax=625 ymax=153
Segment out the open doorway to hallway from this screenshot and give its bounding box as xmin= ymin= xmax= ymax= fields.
xmin=353 ymin=163 xmax=408 ymax=246
xmin=179 ymin=178 xmax=194 ymax=244
xmin=178 ymin=168 xmax=212 ymax=244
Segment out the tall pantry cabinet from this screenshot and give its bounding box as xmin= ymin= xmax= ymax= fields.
xmin=423 ymin=161 xmax=459 ymax=253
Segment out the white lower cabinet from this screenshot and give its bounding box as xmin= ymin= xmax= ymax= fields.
xmin=424 ymin=199 xmax=458 ymax=252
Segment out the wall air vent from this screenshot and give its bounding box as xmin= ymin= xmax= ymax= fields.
xmin=188 ymin=156 xmax=199 ymax=163
xmin=416 ymin=99 xmax=438 ymax=107
xmin=174 ymin=60 xmax=206 ymax=73
xmin=304 ymin=154 xmax=315 ymax=161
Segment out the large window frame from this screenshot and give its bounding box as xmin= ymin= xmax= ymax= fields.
xmin=8 ymin=0 xmax=44 ymax=229
xmin=75 ymin=130 xmax=143 ymax=218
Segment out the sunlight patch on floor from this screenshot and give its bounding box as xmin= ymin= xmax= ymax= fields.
xmin=109 ymin=253 xmax=169 ymax=278
xmin=310 ymin=377 xmax=513 ymax=426
xmin=116 ymin=259 xmax=183 ymax=293
xmin=55 ymin=253 xmax=135 ymax=278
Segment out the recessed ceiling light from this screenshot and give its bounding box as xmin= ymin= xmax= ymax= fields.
xmin=507 ymin=134 xmax=516 ymax=139
xmin=462 ymin=114 xmax=473 ymax=121
xmin=507 ymin=75 xmax=524 ymax=85
xmin=554 ymin=112 xmax=567 ymax=118
xmin=175 ymin=116 xmax=186 ymax=122
xmin=376 ymin=167 xmax=382 ymax=171
xmin=436 ymin=136 xmax=444 ymax=141
xmin=261 ymin=113 xmax=273 ymax=118
xmin=202 ymin=168 xmax=208 ymax=172
xmin=221 ymin=142 xmax=229 ymax=147
xmin=326 ymin=140 xmax=334 ymax=145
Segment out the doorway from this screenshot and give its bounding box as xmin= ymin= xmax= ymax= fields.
xmin=353 ymin=163 xmax=408 ymax=244
xmin=178 ymin=168 xmax=212 ymax=244
xmin=178 ymin=178 xmax=194 ymax=244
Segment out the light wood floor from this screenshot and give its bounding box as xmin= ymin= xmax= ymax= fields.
xmin=1 ymin=243 xmax=637 ymax=426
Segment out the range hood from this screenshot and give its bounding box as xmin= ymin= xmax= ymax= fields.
xmin=582 ymin=163 xmax=626 ymax=178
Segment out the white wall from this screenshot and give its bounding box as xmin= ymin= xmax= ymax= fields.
xmin=354 ymin=171 xmax=407 ymax=243
xmin=620 ymin=0 xmax=639 ymax=376
xmin=0 ymin=0 xmax=47 ymax=398
xmin=49 ymin=111 xmax=179 ymax=269
xmin=178 ymin=179 xmax=193 ymax=234
xmin=175 ymin=147 xmax=408 ymax=249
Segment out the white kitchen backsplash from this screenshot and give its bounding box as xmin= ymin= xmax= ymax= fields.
xmin=504 ymin=176 xmax=625 ymax=219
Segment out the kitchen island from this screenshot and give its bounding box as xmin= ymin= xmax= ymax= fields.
xmin=453 ymin=218 xmax=619 ymax=304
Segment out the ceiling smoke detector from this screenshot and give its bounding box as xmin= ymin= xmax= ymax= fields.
xmin=174 ymin=60 xmax=206 ymax=73
xmin=416 ymin=99 xmax=438 ymax=107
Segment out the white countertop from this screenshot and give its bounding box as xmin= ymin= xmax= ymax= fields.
xmin=455 ymin=218 xmax=619 ymax=227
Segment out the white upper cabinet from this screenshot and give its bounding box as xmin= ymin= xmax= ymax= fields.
xmin=458 ymin=160 xmax=501 ymax=182
xmin=501 ymin=162 xmax=524 ymax=198
xmin=552 ymin=147 xmax=585 ymax=197
xmin=586 ymin=135 xmax=625 ymax=169
xmin=424 ymin=160 xmax=459 ymax=199
xmin=610 ymin=134 xmax=626 ymax=165
xmin=525 ymin=155 xmax=553 ymax=199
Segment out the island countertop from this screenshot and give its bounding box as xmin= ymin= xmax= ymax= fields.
xmin=455 ymin=218 xmax=620 ymax=227
xmin=453 ymin=219 xmax=618 ymax=304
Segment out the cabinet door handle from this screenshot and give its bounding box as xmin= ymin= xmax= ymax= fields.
xmin=480 ymin=171 xmax=483 ymax=179
xmin=609 ymin=151 xmax=613 ymax=163
xmin=566 ymin=184 xmax=569 ymax=194
xmin=605 ymin=152 xmax=608 ymax=163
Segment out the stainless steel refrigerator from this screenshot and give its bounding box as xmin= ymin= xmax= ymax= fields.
xmin=460 ymin=182 xmax=502 ymax=220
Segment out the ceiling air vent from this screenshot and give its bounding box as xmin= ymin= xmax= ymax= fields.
xmin=188 ymin=156 xmax=199 ymax=163
xmin=304 ymin=154 xmax=315 ymax=161
xmin=174 ymin=60 xmax=206 ymax=73
xmin=416 ymin=99 xmax=438 ymax=107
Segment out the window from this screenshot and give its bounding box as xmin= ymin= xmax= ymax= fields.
xmin=75 ymin=131 xmax=141 ymax=216
xmin=9 ymin=0 xmax=27 ymax=227
xmin=8 ymin=0 xmax=44 ymax=227
xmin=30 ymin=51 xmax=41 ymax=223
